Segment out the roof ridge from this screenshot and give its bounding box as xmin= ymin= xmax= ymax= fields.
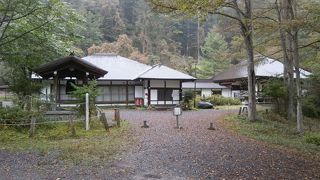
xmin=134 ymin=64 xmax=160 ymax=80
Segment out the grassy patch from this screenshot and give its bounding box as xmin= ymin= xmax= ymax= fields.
xmin=0 ymin=119 xmax=136 ymax=165
xmin=222 ymin=112 xmax=320 ymax=158
xmin=215 ymin=105 xmax=242 ymax=110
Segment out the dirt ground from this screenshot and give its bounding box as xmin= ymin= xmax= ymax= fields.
xmin=1 ymin=109 xmax=319 ymax=179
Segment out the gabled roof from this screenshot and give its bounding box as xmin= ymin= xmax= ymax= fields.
xmin=82 ymin=54 xmax=195 ymax=81
xmin=82 ymin=54 xmax=151 ymax=80
xmin=138 ymin=64 xmax=196 ymax=80
xmin=182 ymin=79 xmax=228 ymax=89
xmin=33 ymin=56 xmax=107 ymax=79
xmin=213 ymin=56 xmax=311 ymax=82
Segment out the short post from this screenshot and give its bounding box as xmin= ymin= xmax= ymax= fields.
xmin=29 ymin=117 xmax=36 ymax=137
xmin=238 ymin=107 xmax=242 ymax=115
xmin=101 ymin=112 xmax=109 ymax=132
xmin=115 ymin=108 xmax=120 ymax=127
xmin=173 ymin=105 xmax=182 ymax=129
xmin=141 ymin=120 xmax=149 ymax=128
xmin=97 ymin=109 xmax=101 ymax=119
xmin=208 ymin=123 xmax=215 ymax=130
xmin=69 ymin=117 xmax=76 ymax=136
xmin=85 ymin=93 xmax=90 ymax=131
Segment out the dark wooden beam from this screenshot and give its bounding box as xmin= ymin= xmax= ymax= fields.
xmin=147 ymin=80 xmax=150 ymax=106
xmin=126 ymin=81 xmax=129 ymax=106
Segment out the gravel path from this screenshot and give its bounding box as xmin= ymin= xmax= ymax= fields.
xmin=1 ymin=109 xmax=319 ymax=179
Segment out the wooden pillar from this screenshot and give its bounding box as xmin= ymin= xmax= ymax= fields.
xmin=115 ymin=108 xmax=120 ymax=127
xmin=147 ymin=80 xmax=151 ymax=106
xmin=126 ymin=81 xmax=129 ymax=106
xmin=53 ymin=71 xmax=58 ymax=111
xmin=110 ymin=81 xmax=113 ymax=105
xmin=57 ymin=79 xmax=61 ymax=107
xmin=29 ymin=117 xmax=36 ymax=137
xmin=164 ymin=80 xmax=167 ymax=105
xmin=69 ymin=117 xmax=76 ymax=136
xmin=101 ymin=112 xmax=109 ymax=132
xmin=179 ymin=81 xmax=182 ymax=102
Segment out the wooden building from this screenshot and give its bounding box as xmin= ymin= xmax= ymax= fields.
xmin=33 ymin=53 xmax=195 ymax=106
xmin=182 ymin=79 xmax=232 ymax=98
xmin=212 ymin=55 xmax=310 ymax=102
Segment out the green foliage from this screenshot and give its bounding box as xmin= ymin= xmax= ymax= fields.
xmin=262 ymin=79 xmax=286 ymax=98
xmin=302 ymin=95 xmax=320 ymax=118
xmin=224 ymin=113 xmax=320 ymax=156
xmin=0 ymin=0 xmax=84 ymax=109
xmin=182 ymin=90 xmax=194 ymax=110
xmin=198 ymin=28 xmax=230 ymax=78
xmin=0 ymin=120 xmax=135 ymax=165
xmin=202 ymin=95 xmax=241 ymax=106
xmin=76 ymin=8 xmax=104 ymax=53
xmin=71 ymin=80 xmax=99 ymax=116
xmin=305 ymin=133 xmax=320 ymax=146
xmin=262 ymin=79 xmax=286 ymax=113
xmin=303 ymin=69 xmax=320 ymax=118
xmin=0 ymin=107 xmax=34 ymax=124
xmin=0 ymin=107 xmax=40 ymax=131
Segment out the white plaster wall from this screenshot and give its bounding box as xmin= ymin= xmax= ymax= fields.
xmin=112 ymin=81 xmax=127 ymax=85
xmin=40 ymin=85 xmax=51 ymax=101
xmin=135 ymin=86 xmax=144 ymax=98
xmin=172 ymin=89 xmax=180 ymax=100
xmin=150 ymin=80 xmax=165 ymax=87
xmin=201 ymin=89 xmax=212 ymax=98
xmin=166 ymin=80 xmax=180 ymax=88
xmin=232 ymin=90 xmax=241 ymax=98
xmin=97 ymin=81 xmax=111 ymax=85
xmin=150 ymin=89 xmax=157 ymax=100
xmin=222 ymin=89 xmax=232 ymax=98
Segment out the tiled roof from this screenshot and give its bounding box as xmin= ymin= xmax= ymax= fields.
xmin=138 ymin=64 xmax=195 ymax=80
xmin=182 ymin=80 xmax=228 ymax=89
xmin=82 ymin=54 xmax=195 ymax=81
xmin=213 ymin=56 xmax=311 ymax=82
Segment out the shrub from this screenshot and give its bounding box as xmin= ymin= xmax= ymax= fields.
xmin=182 ymin=90 xmax=195 ymax=110
xmin=203 ymin=95 xmax=241 ymax=106
xmin=71 ymin=80 xmax=99 ymax=116
xmin=0 ymin=107 xmax=39 ymax=129
xmin=262 ymin=79 xmax=286 ymax=113
xmin=305 ymin=133 xmax=320 ymax=146
xmin=303 ymin=69 xmax=320 ymax=118
xmin=302 ymin=95 xmax=320 ymax=118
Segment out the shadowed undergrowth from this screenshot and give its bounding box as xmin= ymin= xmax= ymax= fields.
xmin=0 ymin=119 xmax=135 ymax=165
xmin=222 ymin=112 xmax=320 ymax=158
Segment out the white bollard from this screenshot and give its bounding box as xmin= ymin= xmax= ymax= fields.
xmin=85 ymin=93 xmax=90 ymax=131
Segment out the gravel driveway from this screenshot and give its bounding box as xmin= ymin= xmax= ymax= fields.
xmin=1 ymin=109 xmax=319 ymax=179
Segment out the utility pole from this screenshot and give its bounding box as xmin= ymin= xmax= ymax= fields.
xmin=193 ymin=15 xmax=200 ymax=108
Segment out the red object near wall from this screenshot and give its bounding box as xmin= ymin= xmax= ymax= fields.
xmin=139 ymin=98 xmax=144 ymax=106
xmin=135 ymin=98 xmax=140 ymax=106
xmin=135 ymin=98 xmax=144 ymax=106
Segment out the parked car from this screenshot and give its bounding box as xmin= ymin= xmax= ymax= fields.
xmin=197 ymin=101 xmax=214 ymax=109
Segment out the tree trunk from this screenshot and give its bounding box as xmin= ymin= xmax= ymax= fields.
xmin=289 ymin=0 xmax=303 ymax=133
xmin=232 ymin=0 xmax=256 ymax=121
xmin=242 ymin=0 xmax=256 ymax=121
xmin=244 ymin=33 xmax=256 ymax=121
xmin=280 ymin=0 xmax=295 ymax=121
xmin=286 ymin=33 xmax=295 ymax=121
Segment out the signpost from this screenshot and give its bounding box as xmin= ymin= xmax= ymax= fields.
xmin=173 ymin=105 xmax=182 ymax=129
xmin=85 ymin=93 xmax=89 ymax=131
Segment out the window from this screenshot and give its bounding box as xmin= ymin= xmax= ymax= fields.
xmin=212 ymin=89 xmax=222 ymax=95
xmin=66 ymin=80 xmax=76 ymax=94
xmin=157 ymin=89 xmax=173 ymax=101
xmin=96 ymin=85 xmax=134 ymax=102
